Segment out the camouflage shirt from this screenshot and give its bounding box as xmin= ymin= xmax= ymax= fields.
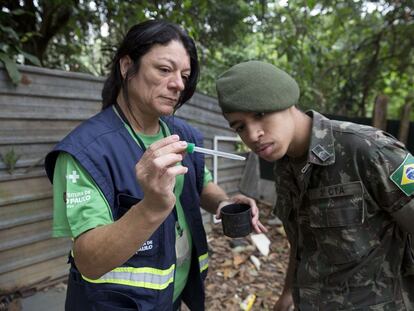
xmin=273 ymin=111 xmax=414 ymax=311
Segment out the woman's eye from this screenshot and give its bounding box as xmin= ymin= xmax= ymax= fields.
xmin=182 ymin=75 xmax=189 ymax=84
xmin=160 ymin=67 xmax=171 ymax=73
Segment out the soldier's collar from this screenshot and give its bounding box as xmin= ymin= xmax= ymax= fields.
xmin=305 ymin=110 xmax=335 ymax=166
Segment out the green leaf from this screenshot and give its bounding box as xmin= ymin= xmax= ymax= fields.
xmin=307 ymin=0 xmax=316 ymax=10
xmin=21 ymin=52 xmax=41 ymax=66
xmin=0 ymin=53 xmax=21 ymax=85
xmin=0 ymin=43 xmax=8 ymax=53
xmin=11 ymin=9 xmax=26 ymax=16
xmin=0 ymin=25 xmax=19 ymax=41
xmin=1 ymin=148 xmax=21 ymax=175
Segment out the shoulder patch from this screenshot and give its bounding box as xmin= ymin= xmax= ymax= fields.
xmin=390 ymin=153 xmax=414 ymax=196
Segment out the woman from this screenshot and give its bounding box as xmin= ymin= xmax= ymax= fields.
xmin=45 ymin=21 xmax=265 ymax=311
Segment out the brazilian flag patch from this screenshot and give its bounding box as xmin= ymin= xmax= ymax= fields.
xmin=390 ymin=153 xmax=414 ymax=196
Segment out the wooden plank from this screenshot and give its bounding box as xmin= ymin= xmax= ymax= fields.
xmin=239 ymin=153 xmax=261 ymax=200
xmin=218 ymin=174 xmax=243 ymax=184
xmin=0 ymin=143 xmax=55 ymax=157
xmin=257 ymin=179 xmax=276 ymax=205
xmin=0 ymin=168 xmax=46 ymax=182
xmin=0 ymin=156 xmax=45 ymax=173
xmin=176 ymin=104 xmax=228 ymax=129
xmin=0 ymin=143 xmax=54 ymax=172
xmin=0 ymin=238 xmax=71 ymax=274
xmin=0 ymin=255 xmax=69 ymax=295
xmin=0 ymin=219 xmax=52 ymax=251
xmin=217 ymin=179 xmax=241 ymax=193
xmin=0 ymin=169 xmax=45 ymax=182
xmin=219 ymin=162 xmax=246 ymax=171
xmin=180 ymin=121 xmax=234 ymax=139
xmin=0 ymin=64 xmax=104 ymax=82
xmin=0 ymin=80 xmax=103 ymax=101
xmin=0 ymin=197 xmax=52 ymax=230
xmin=217 ymin=167 xmax=244 ymax=180
xmin=0 ymin=129 xmax=74 ymax=145
xmin=0 ymin=119 xmax=82 ymax=131
xmin=0 ymin=95 xmax=100 ymax=120
xmin=238 ymin=153 xmax=276 ymax=204
xmin=0 ymin=175 xmax=52 ymax=206
xmin=0 ymin=68 xmax=104 ymax=101
xmin=189 ymin=93 xmax=222 ymax=113
xmin=215 ymin=141 xmax=244 ymax=153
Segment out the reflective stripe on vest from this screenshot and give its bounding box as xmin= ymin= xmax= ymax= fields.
xmin=82 ymin=264 xmax=175 ymax=290
xmin=199 ymin=253 xmax=208 ymax=273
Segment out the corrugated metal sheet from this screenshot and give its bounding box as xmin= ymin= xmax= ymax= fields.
xmin=0 ymin=65 xmax=245 ymax=295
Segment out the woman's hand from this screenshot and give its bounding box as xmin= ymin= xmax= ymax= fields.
xmin=135 ymin=135 xmax=188 ymax=215
xmin=216 ymin=194 xmax=268 ymax=234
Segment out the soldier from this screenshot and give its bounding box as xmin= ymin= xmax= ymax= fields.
xmin=216 ymin=60 xmax=414 ymax=310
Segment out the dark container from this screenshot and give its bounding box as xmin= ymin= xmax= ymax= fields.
xmin=220 ymin=203 xmax=252 ymax=238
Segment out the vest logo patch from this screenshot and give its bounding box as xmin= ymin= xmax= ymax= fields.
xmin=65 ymin=190 xmax=92 ymax=209
xmin=390 ymin=153 xmax=414 ymax=196
xmin=138 ymin=240 xmax=153 ymax=253
xmin=66 ymin=170 xmax=80 ymax=183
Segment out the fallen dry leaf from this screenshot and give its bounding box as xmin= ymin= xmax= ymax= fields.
xmin=204 ymin=202 xmax=289 ymax=311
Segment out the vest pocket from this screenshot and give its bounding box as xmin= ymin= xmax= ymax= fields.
xmin=66 ymin=271 xmax=141 ymax=310
xmin=89 ymin=290 xmax=140 ymax=310
xmin=117 ymin=193 xmax=142 ymax=219
xmin=117 ymin=193 xmax=161 ymax=257
xmin=308 ymin=182 xmax=378 ymax=264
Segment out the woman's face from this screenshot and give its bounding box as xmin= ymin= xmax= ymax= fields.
xmin=126 ymin=40 xmax=191 ymax=117
xmin=224 ymin=108 xmax=296 ymax=162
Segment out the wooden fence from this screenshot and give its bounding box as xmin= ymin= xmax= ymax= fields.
xmin=0 ymin=65 xmax=244 ymax=296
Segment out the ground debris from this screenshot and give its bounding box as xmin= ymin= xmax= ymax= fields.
xmin=204 ymin=203 xmax=289 ymax=311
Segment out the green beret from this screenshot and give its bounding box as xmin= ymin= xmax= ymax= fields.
xmin=216 ymin=61 xmax=300 ymax=113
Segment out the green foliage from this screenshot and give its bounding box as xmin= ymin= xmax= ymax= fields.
xmin=197 ymin=1 xmax=414 ymax=119
xmin=235 ymin=141 xmax=251 ymax=153
xmin=0 ymin=7 xmax=40 ymax=84
xmin=1 ymin=1 xmax=413 ymax=119
xmin=1 ymin=148 xmax=21 ymax=174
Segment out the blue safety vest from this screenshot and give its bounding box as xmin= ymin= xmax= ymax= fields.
xmin=45 ymin=106 xmax=209 ymax=311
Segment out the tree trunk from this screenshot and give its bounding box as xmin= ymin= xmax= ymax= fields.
xmin=398 ymin=98 xmax=413 ymax=144
xmin=372 ymin=94 xmax=388 ymax=130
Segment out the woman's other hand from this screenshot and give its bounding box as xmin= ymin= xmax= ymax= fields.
xmin=216 ymin=194 xmax=268 ymax=234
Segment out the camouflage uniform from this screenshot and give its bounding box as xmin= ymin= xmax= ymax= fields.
xmin=273 ymin=111 xmax=414 ymax=310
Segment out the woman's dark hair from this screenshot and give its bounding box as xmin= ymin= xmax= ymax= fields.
xmin=101 ymin=20 xmax=199 ymax=110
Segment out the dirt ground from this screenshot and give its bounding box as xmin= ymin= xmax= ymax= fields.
xmin=203 ymin=202 xmax=290 ymax=311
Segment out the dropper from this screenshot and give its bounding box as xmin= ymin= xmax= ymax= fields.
xmin=186 ymin=143 xmax=246 ymax=161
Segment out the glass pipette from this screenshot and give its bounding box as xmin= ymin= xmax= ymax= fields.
xmin=186 ymin=143 xmax=246 ymax=161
